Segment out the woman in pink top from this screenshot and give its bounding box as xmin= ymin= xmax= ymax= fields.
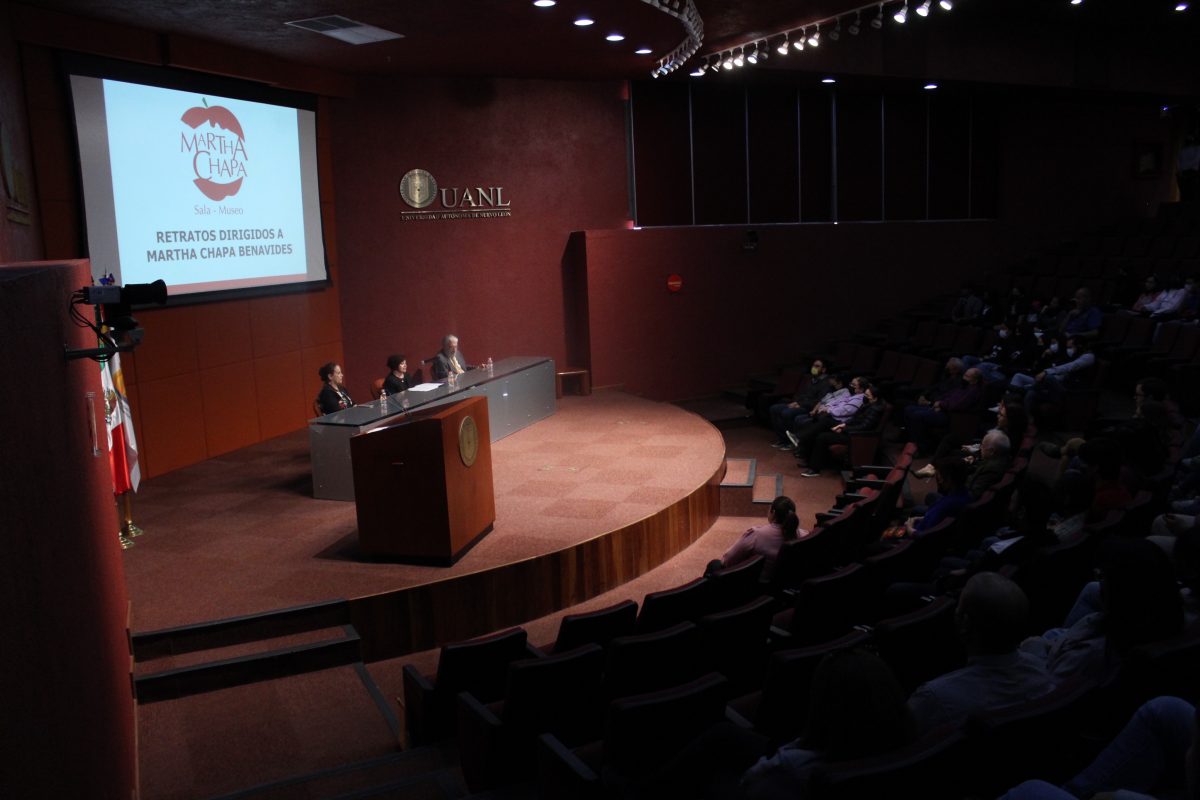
xmin=713 ymin=496 xmax=804 ymax=579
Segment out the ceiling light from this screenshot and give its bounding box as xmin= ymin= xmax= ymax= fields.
xmin=733 ymin=48 xmax=745 ymax=67
xmin=829 ymin=20 xmax=841 ymax=41
xmin=1070 ymin=0 xmax=1082 ymax=5
xmin=746 ymin=46 xmax=759 ymax=64
xmin=691 ymin=66 xmax=706 ymax=77
xmin=822 ymin=77 xmax=837 ymax=84
xmin=939 ymin=0 xmax=954 ymax=9
xmin=871 ymin=3 xmax=885 ymax=27
xmin=574 ymin=17 xmax=594 ymax=26
xmin=894 ymin=2 xmax=909 ymax=23
xmin=793 ymin=31 xmax=806 ymax=51
xmin=916 ymin=0 xmax=932 ymax=16
xmin=635 ymin=47 xmax=652 ymax=55
xmin=808 ymin=28 xmax=821 ymax=46
xmin=606 ymin=33 xmax=625 ymax=42
xmin=848 ymin=11 xmax=862 ymax=35
xmin=722 ymin=53 xmax=734 ymax=70
xmin=777 ymin=34 xmax=790 ymax=54
xmin=1176 ymin=2 xmax=1189 ymax=10
xmin=532 ymin=0 xmax=556 ymax=7
xmin=924 ymin=82 xmax=938 ymax=90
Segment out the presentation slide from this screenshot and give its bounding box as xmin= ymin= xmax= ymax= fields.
xmin=69 ymin=73 xmax=327 ymax=299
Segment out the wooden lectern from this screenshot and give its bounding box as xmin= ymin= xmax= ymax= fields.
xmin=351 ymin=395 xmax=496 ymax=564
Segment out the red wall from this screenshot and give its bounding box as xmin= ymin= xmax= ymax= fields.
xmin=330 ymin=77 xmax=631 ymax=391
xmin=579 ymin=221 xmax=1051 ymax=401
xmin=0 ymin=4 xmax=41 ymax=264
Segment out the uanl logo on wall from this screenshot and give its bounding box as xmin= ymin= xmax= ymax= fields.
xmin=398 ymin=168 xmax=512 ymax=221
xmin=180 ymin=99 xmax=247 ymax=202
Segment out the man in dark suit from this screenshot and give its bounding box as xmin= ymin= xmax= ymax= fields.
xmin=430 ymin=333 xmax=471 ymax=379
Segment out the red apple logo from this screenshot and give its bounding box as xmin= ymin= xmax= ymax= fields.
xmin=180 ymin=98 xmax=247 ymax=201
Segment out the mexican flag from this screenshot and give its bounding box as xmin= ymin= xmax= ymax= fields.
xmin=101 ymin=350 xmax=141 ymax=495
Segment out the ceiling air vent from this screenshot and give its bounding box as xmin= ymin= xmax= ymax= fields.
xmin=285 ymin=15 xmax=404 ymax=45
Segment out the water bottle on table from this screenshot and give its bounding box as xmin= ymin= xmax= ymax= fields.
xmin=486 ymin=357 xmax=494 ymax=376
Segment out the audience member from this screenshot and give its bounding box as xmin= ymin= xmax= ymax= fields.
xmin=801 ymin=382 xmax=887 ymax=477
xmin=787 ymin=375 xmax=866 ymax=463
xmin=951 ymin=284 xmax=984 ymax=325
xmin=1059 ymin=287 xmax=1102 ymax=340
xmin=903 ymin=367 xmax=984 ymax=456
xmin=1020 ymin=538 xmax=1184 ymax=684
xmin=709 ymin=495 xmax=805 ymax=580
xmin=768 ymin=358 xmax=833 ymax=448
xmin=908 ymin=572 xmax=1055 ymax=735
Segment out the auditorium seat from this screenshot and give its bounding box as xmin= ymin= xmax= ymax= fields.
xmin=603 ymin=621 xmax=709 ymax=701
xmin=807 ymin=723 xmax=968 ymax=800
xmin=1021 ymin=514 xmax=1119 ymax=634
xmin=370 ymin=377 xmax=385 ymax=397
xmin=773 ymin=563 xmax=873 ymax=647
xmin=872 ymin=596 xmax=964 ymax=693
xmin=635 ymin=576 xmax=716 ymax=633
xmin=697 ymin=595 xmax=776 ymax=693
xmin=402 ymin=626 xmax=539 ymax=746
xmin=536 ymin=672 xmax=730 ymax=798
xmin=549 ymin=599 xmax=638 ymax=654
xmin=704 ymin=555 xmax=767 ymax=611
xmin=457 ymin=643 xmax=606 ymax=791
xmin=963 ymin=676 xmax=1105 ymax=799
xmin=728 ymin=629 xmax=872 ymax=745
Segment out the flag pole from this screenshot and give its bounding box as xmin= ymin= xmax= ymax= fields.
xmin=119 ymin=491 xmax=143 ymax=538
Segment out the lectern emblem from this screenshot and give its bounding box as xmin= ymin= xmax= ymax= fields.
xmin=399 ymin=168 xmax=438 ymax=209
xmin=458 ymin=416 xmax=479 ymax=467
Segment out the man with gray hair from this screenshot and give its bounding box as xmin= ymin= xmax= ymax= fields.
xmin=966 ymin=429 xmax=1012 ymax=499
xmin=908 ymin=572 xmax=1055 ymax=734
xmin=430 ymin=333 xmax=471 ymax=380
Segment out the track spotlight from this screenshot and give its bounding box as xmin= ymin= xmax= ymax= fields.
xmin=939 ymin=0 xmax=954 ymax=9
xmin=871 ymin=3 xmax=885 ymax=28
xmin=777 ymin=34 xmax=790 ymax=54
xmin=848 ymin=11 xmax=862 ymax=35
xmin=722 ymin=53 xmax=734 ymax=70
xmin=894 ymin=1 xmax=909 ymax=23
xmin=808 ymin=27 xmax=820 ymax=46
xmin=1070 ymin=0 xmax=1082 ymax=5
xmin=916 ymin=0 xmax=932 ymax=17
xmin=691 ymin=65 xmax=705 ymax=77
xmin=829 ymin=20 xmax=841 ymax=41
xmin=793 ymin=30 xmax=806 ymax=50
xmin=733 ymin=47 xmax=745 ymax=67
xmin=746 ymin=46 xmax=758 ymax=65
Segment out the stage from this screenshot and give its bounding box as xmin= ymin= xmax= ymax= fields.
xmin=123 ymin=390 xmax=725 ymax=659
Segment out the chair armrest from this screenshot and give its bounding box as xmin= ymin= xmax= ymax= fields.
xmin=525 ymin=642 xmax=547 ymax=659
xmin=814 ymin=511 xmax=839 ymax=526
xmin=846 ymin=478 xmax=887 ymax=492
xmin=536 ymin=733 xmax=600 ymax=799
xmin=457 ymin=691 xmax=507 ymax=792
xmin=853 ymin=465 xmax=893 ymax=479
xmin=725 ymin=705 xmax=756 ymax=729
xmin=401 ymin=663 xmax=436 ymax=747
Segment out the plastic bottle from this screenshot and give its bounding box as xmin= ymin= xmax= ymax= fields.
xmin=380 ymin=388 xmax=387 ymax=411
xmin=486 ymin=357 xmax=494 ymax=375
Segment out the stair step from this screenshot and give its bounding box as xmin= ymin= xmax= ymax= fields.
xmin=721 ymin=457 xmax=755 ymax=487
xmin=135 ymin=625 xmax=355 ymax=674
xmin=135 ymin=629 xmax=363 ymax=703
xmin=752 ymin=473 xmax=783 ymax=504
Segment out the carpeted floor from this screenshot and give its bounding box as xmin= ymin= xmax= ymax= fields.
xmin=123 ymin=390 xmax=725 ymax=633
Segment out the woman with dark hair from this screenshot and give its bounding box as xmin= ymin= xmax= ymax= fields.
xmin=316 ymin=362 xmax=354 ymax=415
xmin=711 ymin=496 xmax=804 ymax=580
xmin=382 ymin=353 xmax=411 ymax=395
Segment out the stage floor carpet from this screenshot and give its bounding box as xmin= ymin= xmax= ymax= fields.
xmin=122 ymin=390 xmax=726 ymax=638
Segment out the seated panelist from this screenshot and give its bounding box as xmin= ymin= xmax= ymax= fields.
xmin=430 ymin=334 xmax=471 ymax=380
xmin=382 ymin=353 xmax=410 ymax=395
xmin=316 ymin=362 xmax=354 ymax=415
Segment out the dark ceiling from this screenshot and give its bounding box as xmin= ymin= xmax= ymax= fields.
xmin=9 ymin=0 xmax=1200 ymax=86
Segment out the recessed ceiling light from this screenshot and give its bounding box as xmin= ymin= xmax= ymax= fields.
xmin=606 ymin=33 xmax=625 ymax=42
xmin=574 ymin=17 xmax=594 ymax=26
xmin=924 ymin=83 xmax=939 ymax=90
xmin=635 ymin=47 xmax=652 ymax=54
xmin=1175 ymin=2 xmax=1189 ymax=10
xmin=822 ymin=77 xmax=836 ymax=84
xmin=532 ymin=0 xmax=556 ymax=7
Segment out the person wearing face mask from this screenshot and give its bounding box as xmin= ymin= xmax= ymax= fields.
xmin=1141 ymin=274 xmax=1192 ymax=319
xmin=768 ymin=358 xmax=833 ymax=448
xmin=1018 ymin=337 xmax=1096 ymax=414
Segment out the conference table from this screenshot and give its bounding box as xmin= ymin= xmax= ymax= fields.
xmin=309 ymin=356 xmax=556 ymax=501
